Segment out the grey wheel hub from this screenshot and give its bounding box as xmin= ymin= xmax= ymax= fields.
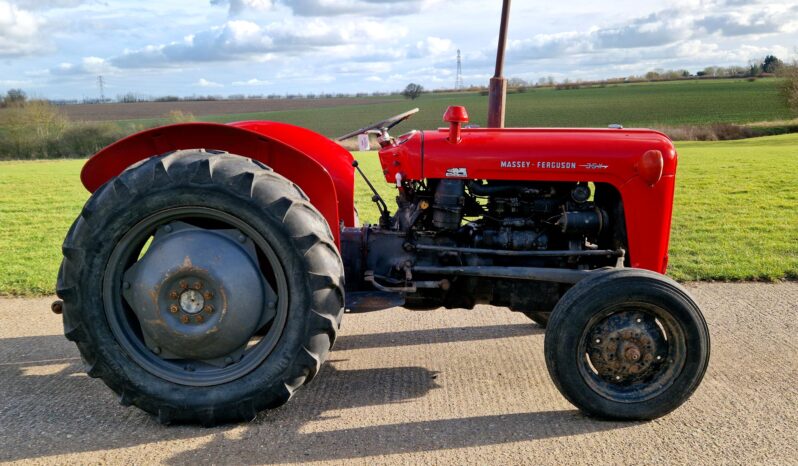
xmin=122 ymin=222 xmax=277 ymax=364
xmin=179 ymin=289 xmax=205 ymax=314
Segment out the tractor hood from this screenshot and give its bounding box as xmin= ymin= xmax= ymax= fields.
xmin=379 ymin=127 xmax=676 ymax=187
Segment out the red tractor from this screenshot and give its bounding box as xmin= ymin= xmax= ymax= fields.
xmin=54 ymin=1 xmax=711 ymax=426
xmin=55 ymin=104 xmax=709 ymax=425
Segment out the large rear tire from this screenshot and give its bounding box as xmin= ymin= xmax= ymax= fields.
xmin=57 ymin=150 xmax=344 ymax=425
xmin=544 ymin=268 xmax=709 ymax=420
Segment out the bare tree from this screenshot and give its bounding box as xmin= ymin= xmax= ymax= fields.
xmin=402 ymin=83 xmax=424 ymax=100
xmin=2 ymin=89 xmax=27 ymax=108
xmin=778 ymin=62 xmax=798 ymax=113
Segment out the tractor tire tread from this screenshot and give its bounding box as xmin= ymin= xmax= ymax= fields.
xmin=57 ymin=149 xmax=344 ymax=426
xmin=544 ymin=268 xmax=710 ymax=420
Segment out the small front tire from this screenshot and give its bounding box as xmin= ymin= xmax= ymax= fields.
xmin=544 ymin=268 xmax=709 ymax=420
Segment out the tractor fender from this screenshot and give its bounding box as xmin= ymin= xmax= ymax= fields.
xmin=81 ymin=121 xmax=356 ymax=245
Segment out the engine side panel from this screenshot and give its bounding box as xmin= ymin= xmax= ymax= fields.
xmin=80 ymin=122 xmax=355 ymax=245
xmin=379 ymin=128 xmax=677 ymax=273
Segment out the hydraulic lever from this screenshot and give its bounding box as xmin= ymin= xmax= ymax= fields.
xmin=352 ymin=160 xmax=391 ymax=227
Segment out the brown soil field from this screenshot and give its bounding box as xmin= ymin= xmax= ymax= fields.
xmin=53 ymin=97 xmax=399 ymax=122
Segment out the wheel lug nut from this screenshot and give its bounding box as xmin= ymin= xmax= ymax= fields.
xmin=203 ymin=291 xmax=213 ymax=300
xmin=203 ymin=304 xmax=214 ymax=313
xmin=179 ymin=280 xmax=188 ymax=289
xmin=123 ymin=282 xmax=131 ymax=290
xmin=152 ymin=346 xmax=162 ymax=355
xmin=237 ymin=234 xmax=246 ymax=243
xmin=195 ymin=315 xmax=204 ymax=323
xmin=193 ymin=282 xmax=203 ymax=290
xmin=169 ymin=291 xmax=179 ymax=300
xmin=169 ymin=304 xmax=179 ymax=313
xmin=180 ymin=315 xmax=189 ymax=324
xmin=164 ymin=225 xmax=173 ymax=233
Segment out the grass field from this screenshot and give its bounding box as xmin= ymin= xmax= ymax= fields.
xmin=102 ymin=79 xmax=791 ymax=138
xmin=0 ymin=133 xmax=795 ymax=296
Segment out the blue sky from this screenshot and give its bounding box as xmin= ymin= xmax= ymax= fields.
xmin=1 ymin=0 xmax=796 ymax=100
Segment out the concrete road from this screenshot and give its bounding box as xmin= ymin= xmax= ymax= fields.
xmin=1 ymin=282 xmax=796 ymax=465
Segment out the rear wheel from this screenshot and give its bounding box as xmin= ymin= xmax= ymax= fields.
xmin=544 ymin=269 xmax=709 ymax=420
xmin=57 ymin=150 xmax=344 ymax=425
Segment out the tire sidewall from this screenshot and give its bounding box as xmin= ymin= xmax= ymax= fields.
xmin=73 ymin=158 xmax=317 ymax=410
xmin=545 ymin=270 xmax=710 ymax=420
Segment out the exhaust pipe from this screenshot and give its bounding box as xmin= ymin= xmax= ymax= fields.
xmin=487 ymin=0 xmax=511 ymax=128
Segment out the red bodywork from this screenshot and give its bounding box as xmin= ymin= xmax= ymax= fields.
xmin=81 ymin=115 xmax=677 ymax=273
xmin=380 ymin=127 xmax=677 ymax=273
xmin=81 ymin=121 xmax=355 ymax=245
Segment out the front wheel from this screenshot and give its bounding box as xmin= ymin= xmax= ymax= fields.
xmin=57 ymin=150 xmax=344 ymax=425
xmin=544 ymin=269 xmax=710 ymax=420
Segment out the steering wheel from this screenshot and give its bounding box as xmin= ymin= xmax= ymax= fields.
xmin=336 ymin=108 xmax=419 ymax=141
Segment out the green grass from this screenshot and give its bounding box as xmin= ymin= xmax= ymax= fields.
xmin=0 ymin=133 xmax=796 ymax=295
xmin=0 ymin=159 xmax=88 ymax=295
xmin=120 ymin=79 xmax=791 ymax=138
xmin=668 ymin=134 xmax=798 ymax=281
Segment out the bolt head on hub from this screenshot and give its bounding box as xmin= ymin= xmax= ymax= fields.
xmin=625 ymin=346 xmax=641 ymax=361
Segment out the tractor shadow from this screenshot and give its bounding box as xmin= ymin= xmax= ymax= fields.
xmin=0 ymin=323 xmax=626 ymax=463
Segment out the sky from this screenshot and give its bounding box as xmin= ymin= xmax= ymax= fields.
xmin=0 ymin=0 xmax=796 ymax=100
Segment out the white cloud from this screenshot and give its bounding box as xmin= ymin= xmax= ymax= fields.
xmin=502 ymin=2 xmax=798 ymax=70
xmin=0 ymin=1 xmax=45 ymax=57
xmin=697 ymin=5 xmax=798 ymax=36
xmin=111 ymin=20 xmax=275 ymax=68
xmin=0 ymin=78 xmax=31 ymax=87
xmin=109 ymin=17 xmax=405 ymax=69
xmin=196 ymin=78 xmax=224 ymax=87
xmin=337 ymin=62 xmax=392 ymax=74
xmin=232 ymin=78 xmax=272 ymax=85
xmin=212 ymin=0 xmax=439 ymax=17
xmin=211 ymin=0 xmax=273 ymax=16
xmin=15 ymin=0 xmax=91 ymax=9
xmin=50 ymin=56 xmax=110 ymax=76
xmin=414 ymin=36 xmax=452 ymax=57
xmin=3 ymin=0 xmax=797 ymax=99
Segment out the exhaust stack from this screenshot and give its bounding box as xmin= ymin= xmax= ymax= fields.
xmin=487 ymin=0 xmax=511 ymax=128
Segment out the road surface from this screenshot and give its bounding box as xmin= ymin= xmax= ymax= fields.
xmin=1 ymin=282 xmax=796 ymax=465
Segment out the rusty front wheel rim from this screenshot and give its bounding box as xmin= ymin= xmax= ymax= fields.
xmin=577 ymin=302 xmax=687 ymax=403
